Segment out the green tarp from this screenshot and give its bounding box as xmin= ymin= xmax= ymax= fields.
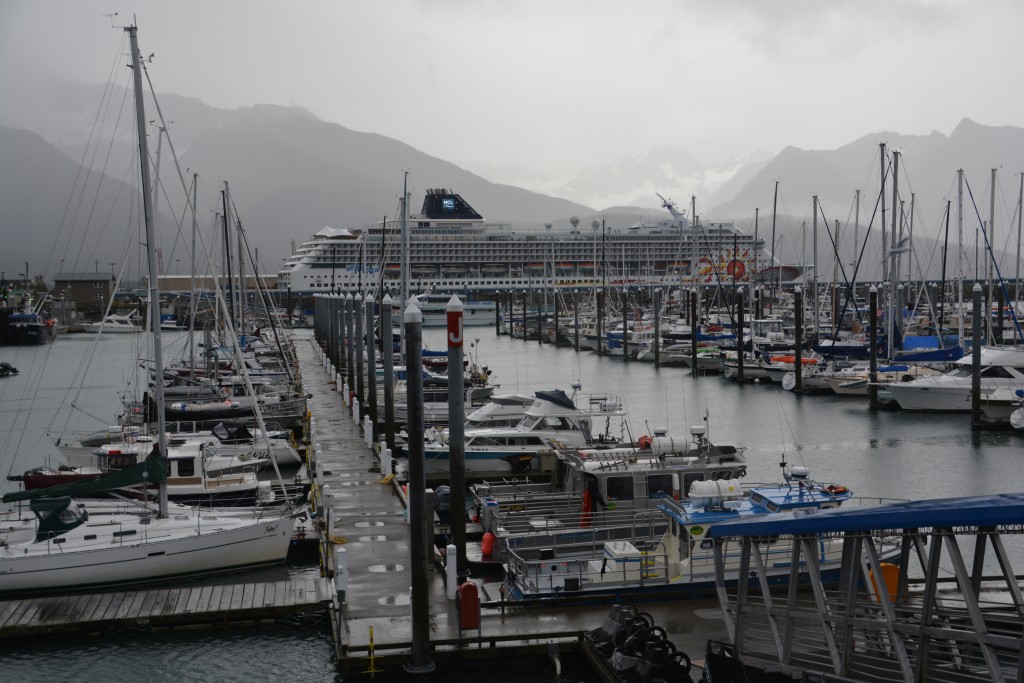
xmin=2 ymin=456 xmax=168 ymax=503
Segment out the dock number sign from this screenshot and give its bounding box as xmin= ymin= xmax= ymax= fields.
xmin=447 ymin=310 xmax=463 ymax=347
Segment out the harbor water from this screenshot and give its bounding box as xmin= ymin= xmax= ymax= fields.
xmin=1 ymin=326 xmax=1021 ymax=681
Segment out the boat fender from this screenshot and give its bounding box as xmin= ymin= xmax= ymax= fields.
xmin=481 ymin=530 xmax=496 ymax=557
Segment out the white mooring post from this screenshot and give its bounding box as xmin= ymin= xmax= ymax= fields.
xmin=335 ymin=546 xmax=348 ymax=603
xmin=446 ymin=544 xmax=457 ymax=599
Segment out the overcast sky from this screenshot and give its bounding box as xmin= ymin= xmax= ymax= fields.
xmin=2 ymin=0 xmax=1022 ymax=177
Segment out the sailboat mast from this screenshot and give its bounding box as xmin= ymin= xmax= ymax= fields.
xmin=1016 ymin=172 xmax=1023 ymax=306
xmin=957 ymin=169 xmax=965 ymax=340
xmin=127 ymin=24 xmax=168 ymax=518
xmin=939 ymin=200 xmax=951 ymax=334
xmin=400 ymin=172 xmax=409 ymax=366
xmin=753 ymin=207 xmax=759 ymax=318
xmin=989 ymin=168 xmax=997 ymax=343
xmin=401 ymin=172 xmax=409 ymax=307
xmin=852 ymin=189 xmax=860 ymax=321
xmin=880 ymin=143 xmax=888 ymax=294
xmin=692 ymin=195 xmax=699 ymax=311
xmin=189 ymin=173 xmax=197 ymax=381
xmin=812 ymin=195 xmax=818 ymax=342
xmin=222 ymin=183 xmax=236 ymax=329
xmin=770 ymin=181 xmax=778 ymax=308
xmin=237 ymin=215 xmax=246 ymax=337
xmin=889 ymin=151 xmax=900 ymax=357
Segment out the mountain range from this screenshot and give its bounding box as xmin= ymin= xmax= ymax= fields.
xmin=1 ymin=78 xmax=1022 ymax=284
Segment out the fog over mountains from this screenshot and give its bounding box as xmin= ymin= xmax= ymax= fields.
xmin=2 ymin=79 xmax=1023 ymax=283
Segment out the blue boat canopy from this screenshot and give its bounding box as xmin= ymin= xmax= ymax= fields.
xmin=708 ymin=492 xmax=1024 ymax=539
xmin=534 ymin=389 xmax=575 ymax=410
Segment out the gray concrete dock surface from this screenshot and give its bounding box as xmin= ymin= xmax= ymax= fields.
xmin=300 ymin=335 xmax=730 ymax=677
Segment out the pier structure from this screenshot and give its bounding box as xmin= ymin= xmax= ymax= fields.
xmin=308 ymin=292 xmax=729 ymax=676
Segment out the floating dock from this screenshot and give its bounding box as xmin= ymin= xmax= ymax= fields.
xmin=0 ymin=578 xmax=332 ymax=639
xmin=302 ymin=330 xmax=730 ymax=677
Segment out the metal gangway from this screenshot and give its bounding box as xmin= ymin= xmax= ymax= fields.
xmin=707 ymin=493 xmax=1024 ymax=683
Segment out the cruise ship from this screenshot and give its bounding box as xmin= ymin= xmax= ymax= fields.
xmin=277 ymin=189 xmax=794 ymax=296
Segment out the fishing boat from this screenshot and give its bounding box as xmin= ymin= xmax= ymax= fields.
xmin=468 ymin=424 xmax=748 ymax=565
xmin=0 ymin=303 xmax=57 ymax=345
xmin=497 ymin=461 xmax=895 ymax=602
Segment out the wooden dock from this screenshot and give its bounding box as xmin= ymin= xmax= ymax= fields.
xmin=301 ymin=333 xmax=729 ymax=677
xmin=0 ymin=578 xmax=333 ymax=639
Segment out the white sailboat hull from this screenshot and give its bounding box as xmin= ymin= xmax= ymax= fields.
xmin=0 ymin=507 xmax=294 ymax=595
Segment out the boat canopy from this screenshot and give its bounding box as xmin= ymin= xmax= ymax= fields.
xmin=709 ymin=492 xmax=1024 ymax=539
xmin=212 ymin=420 xmax=256 ymax=443
xmin=533 ymin=389 xmax=575 ymax=410
xmin=30 ymin=497 xmax=87 ymax=541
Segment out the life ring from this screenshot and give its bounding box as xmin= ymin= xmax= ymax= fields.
xmin=638 ymin=434 xmax=653 ymax=449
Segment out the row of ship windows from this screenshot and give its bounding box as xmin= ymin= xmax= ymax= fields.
xmin=302 ymin=279 xmax=584 ymax=288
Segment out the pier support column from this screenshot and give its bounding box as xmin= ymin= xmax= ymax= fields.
xmin=344 ymin=294 xmax=355 ymax=402
xmin=354 ymin=293 xmax=365 ymax=417
xmin=573 ymin=289 xmax=580 ymax=352
xmin=737 ymin=287 xmax=745 ymax=382
xmin=971 ymin=283 xmax=983 ymax=429
xmin=794 ymin=287 xmax=803 ymax=392
xmin=402 ymin=299 xmax=435 ymax=674
xmin=447 ymin=296 xmax=468 ymax=578
xmin=365 ymin=293 xmax=378 ymax=442
xmin=653 ymin=288 xmax=662 ymax=367
xmin=382 ymin=294 xmax=396 ymax=454
xmin=690 ymin=288 xmax=698 ymax=377
xmin=868 ymin=286 xmax=878 ymax=407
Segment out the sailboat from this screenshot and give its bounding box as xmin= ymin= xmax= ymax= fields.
xmin=0 ymin=25 xmax=297 ymax=597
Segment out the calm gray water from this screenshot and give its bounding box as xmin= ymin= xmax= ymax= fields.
xmin=1 ymin=326 xmax=1020 ymax=681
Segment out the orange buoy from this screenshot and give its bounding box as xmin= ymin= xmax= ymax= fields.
xmin=481 ymin=530 xmax=495 ymax=557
